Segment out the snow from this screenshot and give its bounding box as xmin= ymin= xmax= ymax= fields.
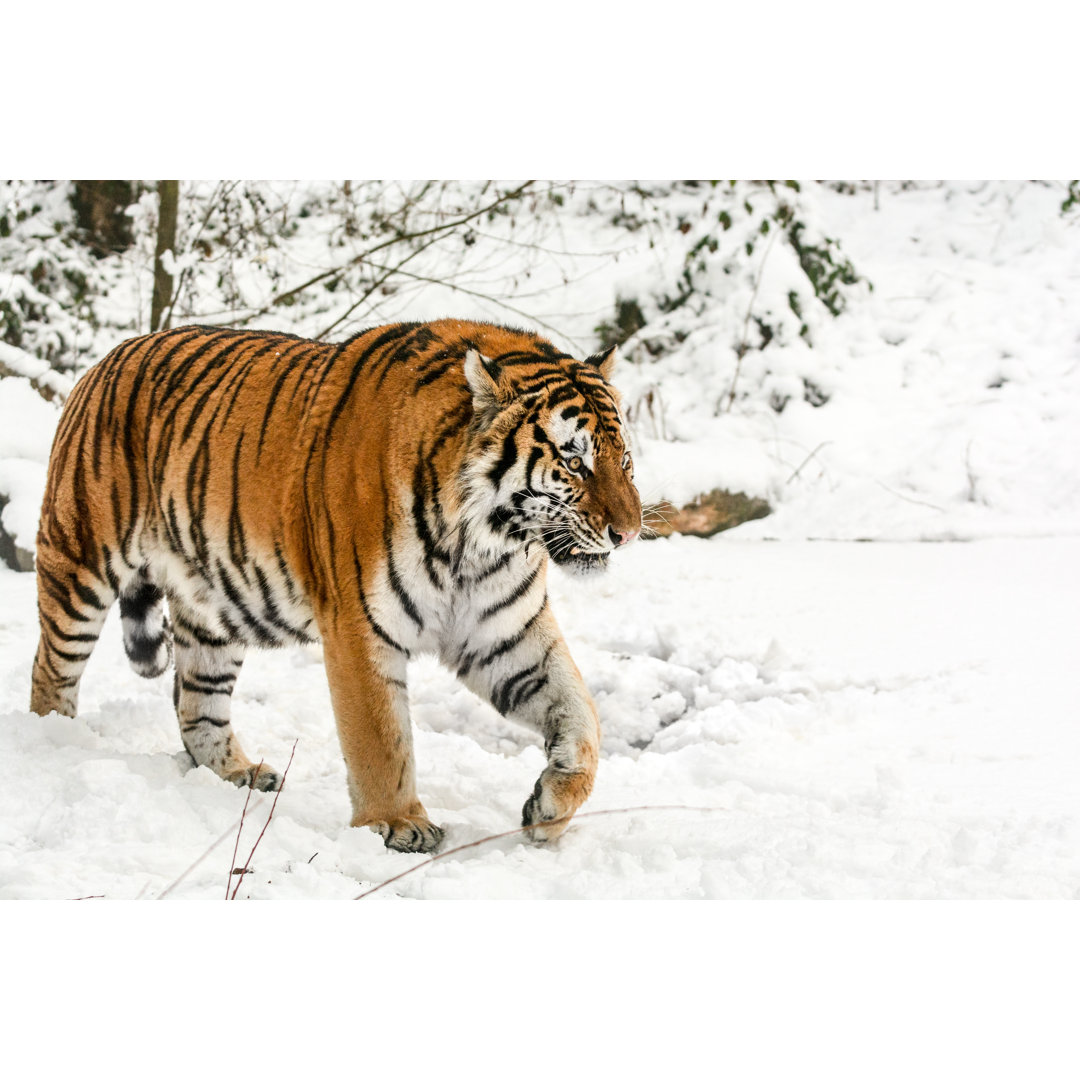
xmin=1 ymin=535 xmax=1077 ymax=899
xmin=615 ymin=182 xmax=1080 ymax=540
xmin=1 ymin=180 xmax=1078 ymax=898
xmin=0 ymin=458 xmax=45 ymax=552
xmin=0 ymin=341 xmax=74 ymax=402
xmin=0 ymin=373 xmax=56 ymax=552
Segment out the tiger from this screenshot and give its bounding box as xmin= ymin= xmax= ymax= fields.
xmin=30 ymin=319 xmax=643 ymax=852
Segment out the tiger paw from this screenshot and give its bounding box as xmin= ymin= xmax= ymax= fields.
xmin=365 ymin=816 xmax=444 ymax=854
xmin=521 ymin=766 xmax=594 ymax=843
xmin=226 ymin=763 xmax=283 ymax=792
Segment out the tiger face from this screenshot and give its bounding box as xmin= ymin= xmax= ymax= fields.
xmin=466 ymin=343 xmax=642 ymax=575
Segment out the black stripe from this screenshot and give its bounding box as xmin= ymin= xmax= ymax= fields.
xmin=545 ymin=383 xmax=580 ymax=409
xmin=100 ymin=545 xmax=120 ymax=593
xmin=254 ymin=340 xmax=311 ymax=461
xmin=477 ymin=599 xmax=547 ymax=669
xmin=182 ymin=715 xmax=230 ymax=729
xmin=42 ymin=636 xmax=95 ymax=664
xmin=382 ymin=489 xmax=424 ymax=631
xmin=173 ymin=613 xmax=230 ymax=648
xmin=186 ymin=670 xmax=237 ymax=686
xmin=39 ymin=610 xmax=100 ymax=644
xmin=120 ymin=329 xmax=205 ymax=478
xmin=168 ymin=335 xmax=266 ymax=443
xmin=185 ymin=440 xmax=212 ymax=569
xmin=467 ymin=552 xmax=512 ymax=584
xmin=487 ymin=428 xmax=520 ymax=486
xmin=68 ymin=573 xmax=108 ymax=611
xmin=216 ymin=560 xmax=279 ymax=646
xmin=324 ymin=323 xmax=419 ymax=444
xmin=478 ymin=562 xmax=541 ymax=622
xmin=511 ymin=676 xmax=548 ymax=712
xmin=252 ymin=562 xmax=313 ymax=642
xmin=416 ymin=359 xmax=456 ymax=388
xmin=274 ymin=542 xmax=299 ymax=601
xmin=493 ymin=663 xmax=540 ymax=714
xmin=354 ymin=550 xmax=410 ymax=656
xmin=227 ymin=434 xmax=248 ymax=571
xmin=177 ymin=337 xmax=284 ymax=446
xmin=180 ymin=679 xmax=234 ymax=697
xmin=37 ymin=567 xmax=94 ymax=624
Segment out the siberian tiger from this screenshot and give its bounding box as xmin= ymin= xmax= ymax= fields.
xmin=31 ymin=319 xmax=642 ymax=852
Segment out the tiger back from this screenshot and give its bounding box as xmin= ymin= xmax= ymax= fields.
xmin=32 ymin=318 xmax=642 ymax=851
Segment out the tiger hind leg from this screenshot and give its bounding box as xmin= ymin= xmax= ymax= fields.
xmin=30 ymin=546 xmax=116 ymax=718
xmin=171 ymin=601 xmax=280 ymax=791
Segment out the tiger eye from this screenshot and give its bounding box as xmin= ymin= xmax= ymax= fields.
xmin=568 ymin=456 xmax=583 ymax=473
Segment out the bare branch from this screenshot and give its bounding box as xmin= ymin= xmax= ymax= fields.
xmin=158 ymin=814 xmax=246 ymax=899
xmin=315 ymin=234 xmax=444 ymax=340
xmin=226 ymin=761 xmax=261 ymax=898
xmin=364 ymin=263 xmax=584 ymax=352
xmin=260 ymin=180 xmax=537 ymax=316
xmin=722 ymin=222 xmax=781 ymax=414
xmin=354 ymin=804 xmax=726 ymax=900
xmin=786 ymin=441 xmax=833 ymax=484
xmin=229 ymin=741 xmax=298 ymax=900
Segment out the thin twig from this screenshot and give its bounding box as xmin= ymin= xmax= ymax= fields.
xmin=786 ymin=441 xmax=833 ymax=484
xmin=723 ymin=224 xmax=781 ymax=414
xmin=260 ymin=181 xmax=536 ymax=315
xmin=158 ymin=815 xmax=246 ymax=899
xmin=364 ymin=264 xmax=581 ymax=351
xmin=228 ymin=741 xmax=298 ymax=900
xmin=226 ymin=761 xmax=262 ymax=899
xmin=315 ymin=234 xmax=443 ymax=340
xmin=354 ymin=805 xmax=725 ymax=900
xmin=875 ymin=481 xmax=947 ymax=512
xmin=163 ymin=180 xmax=242 ymax=329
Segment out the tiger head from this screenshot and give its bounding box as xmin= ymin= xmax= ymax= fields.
xmin=464 ymin=343 xmax=642 ymax=575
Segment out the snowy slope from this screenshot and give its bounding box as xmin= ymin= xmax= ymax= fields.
xmin=1 ymin=536 xmax=1076 ymax=899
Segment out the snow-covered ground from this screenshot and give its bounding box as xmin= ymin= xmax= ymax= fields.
xmin=1 ymin=534 xmax=1076 ymax=899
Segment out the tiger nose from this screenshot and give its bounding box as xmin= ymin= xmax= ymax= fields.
xmin=607 ymin=525 xmax=640 ymax=547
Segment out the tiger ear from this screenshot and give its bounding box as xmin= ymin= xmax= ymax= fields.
xmin=464 ymin=348 xmax=508 ymax=413
xmin=585 ymin=344 xmax=618 ymax=381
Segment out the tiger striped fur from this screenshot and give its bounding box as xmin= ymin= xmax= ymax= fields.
xmin=31 ymin=319 xmax=642 ymax=852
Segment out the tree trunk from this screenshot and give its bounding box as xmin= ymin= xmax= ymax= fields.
xmin=151 ymin=181 xmax=179 ymax=332
xmin=70 ymin=181 xmax=135 ymax=256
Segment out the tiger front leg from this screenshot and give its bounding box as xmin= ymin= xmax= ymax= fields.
xmin=320 ymin=625 xmax=443 ymax=854
xmin=521 ymin=709 xmax=599 ymax=843
xmin=519 ymin=666 xmax=600 ymax=843
xmin=455 ymin=612 xmax=600 ymax=843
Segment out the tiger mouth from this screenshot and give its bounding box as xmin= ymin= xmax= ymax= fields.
xmin=541 ymin=536 xmax=611 ymax=575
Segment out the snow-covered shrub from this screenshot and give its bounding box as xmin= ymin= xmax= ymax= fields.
xmin=0 ymin=181 xmax=136 ymax=371
xmin=580 ymin=181 xmax=869 ymax=427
